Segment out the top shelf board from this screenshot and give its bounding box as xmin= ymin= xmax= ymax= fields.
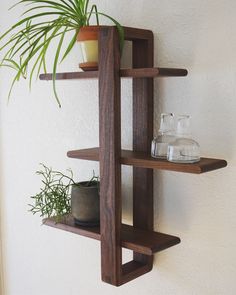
xmin=123 ymin=26 xmax=153 ymax=41
xmin=67 ymin=148 xmax=227 ymax=174
xmin=39 ymin=68 xmax=188 ymax=81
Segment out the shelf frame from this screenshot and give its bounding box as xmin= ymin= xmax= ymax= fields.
xmin=132 ymin=26 xmax=154 ymax=276
xmin=41 ymin=26 xmax=227 ymax=286
xmin=97 ymin=26 xmax=156 ymax=286
xmin=98 ymin=26 xmax=122 ymax=286
xmin=97 ymin=26 xmax=157 ymax=286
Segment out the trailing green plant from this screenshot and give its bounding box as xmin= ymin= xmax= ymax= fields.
xmin=0 ymin=0 xmax=124 ymax=107
xmin=29 ymin=163 xmax=99 ymax=221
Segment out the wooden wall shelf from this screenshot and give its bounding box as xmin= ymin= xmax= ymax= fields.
xmin=39 ymin=67 xmax=188 ymax=80
xmin=40 ymin=26 xmax=227 ymax=286
xmin=44 ymin=215 xmax=180 ymax=256
xmin=67 ymin=148 xmax=227 ymax=174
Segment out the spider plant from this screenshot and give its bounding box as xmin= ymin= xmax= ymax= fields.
xmin=0 ymin=0 xmax=124 ymax=107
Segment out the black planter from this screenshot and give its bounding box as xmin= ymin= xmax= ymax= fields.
xmin=71 ymin=181 xmax=100 ymax=227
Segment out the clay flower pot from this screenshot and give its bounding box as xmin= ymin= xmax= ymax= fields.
xmin=71 ymin=181 xmax=100 ymax=227
xmin=77 ymin=26 xmax=99 ymax=71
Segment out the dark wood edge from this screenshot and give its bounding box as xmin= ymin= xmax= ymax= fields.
xmin=43 ymin=218 xmax=101 ymax=240
xmin=120 ymin=261 xmax=152 ymax=286
xmin=67 ymin=148 xmax=228 ymax=174
xmin=67 ymin=148 xmax=98 ymax=160
xmin=105 ymin=260 xmax=152 ymax=286
xmin=39 ymin=71 xmax=98 ymax=80
xmin=199 ymin=159 xmax=228 ymax=173
xmin=121 ymin=68 xmax=188 ymax=78
xmin=98 ymin=26 xmax=122 ymax=286
xmin=39 ymin=68 xmax=188 ymax=80
xmin=151 ymin=237 xmax=181 ymax=253
xmin=132 ymin=31 xmax=154 ymax=268
xmin=123 ymin=27 xmax=153 ymax=41
xmin=77 ymin=25 xmax=154 ymax=41
xmin=44 ymin=217 xmax=181 ymax=256
xmin=121 ymin=156 xmax=228 ymax=174
xmin=156 ymin=68 xmax=188 ymax=77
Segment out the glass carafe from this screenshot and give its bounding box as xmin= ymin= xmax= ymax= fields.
xmin=167 ymin=115 xmax=200 ymax=163
xmin=151 ymin=113 xmax=175 ymax=159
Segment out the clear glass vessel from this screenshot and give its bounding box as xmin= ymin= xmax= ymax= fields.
xmin=167 ymin=115 xmax=200 ymax=163
xmin=151 ymin=113 xmax=175 ymax=159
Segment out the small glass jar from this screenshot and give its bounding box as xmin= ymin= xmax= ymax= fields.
xmin=151 ymin=113 xmax=175 ymax=159
xmin=167 ymin=115 xmax=200 ymax=163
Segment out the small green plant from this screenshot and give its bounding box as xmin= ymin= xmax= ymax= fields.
xmin=29 ymin=164 xmax=99 ymax=221
xmin=0 ymin=0 xmax=124 ymax=107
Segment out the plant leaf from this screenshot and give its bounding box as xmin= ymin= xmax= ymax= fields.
xmin=60 ymin=31 xmax=77 ymax=63
xmin=52 ymin=24 xmax=69 ymax=107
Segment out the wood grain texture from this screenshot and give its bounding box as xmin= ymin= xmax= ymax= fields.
xmin=44 ymin=215 xmax=100 ymax=240
xmin=98 ymin=27 xmax=122 ymax=286
xmin=39 ymin=67 xmax=188 ymax=80
xmin=121 ymin=261 xmax=152 ymax=285
xmin=67 ymin=148 xmax=227 ymax=174
xmin=121 ymin=224 xmax=180 ymax=255
xmin=43 ymin=216 xmax=181 ymax=256
xmin=121 ymin=67 xmax=188 ymax=77
xmin=132 ymin=31 xmax=154 ymax=267
xmin=123 ymin=27 xmax=154 ymax=41
xmin=39 ymin=71 xmax=98 ymax=80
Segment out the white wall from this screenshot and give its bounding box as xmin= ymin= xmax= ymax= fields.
xmin=1 ymin=0 xmax=236 ymax=294
xmin=0 ymin=205 xmax=4 ymax=294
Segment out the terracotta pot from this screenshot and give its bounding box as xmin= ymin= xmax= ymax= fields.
xmin=71 ymin=181 xmax=100 ymax=227
xmin=77 ymin=26 xmax=100 ymax=71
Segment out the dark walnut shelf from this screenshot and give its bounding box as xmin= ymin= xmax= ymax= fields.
xmin=39 ymin=67 xmax=188 ymax=80
xmin=67 ymin=148 xmax=227 ymax=174
xmin=39 ymin=26 xmax=228 ymax=286
xmin=44 ymin=215 xmax=180 ymax=256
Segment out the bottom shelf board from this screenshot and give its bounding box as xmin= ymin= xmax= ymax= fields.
xmin=44 ymin=215 xmax=181 ymax=256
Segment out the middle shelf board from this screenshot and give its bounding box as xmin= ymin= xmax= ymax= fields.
xmin=44 ymin=215 xmax=181 ymax=256
xmin=39 ymin=67 xmax=188 ymax=80
xmin=67 ymin=148 xmax=227 ymax=174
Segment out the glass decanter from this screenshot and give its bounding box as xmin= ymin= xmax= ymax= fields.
xmin=151 ymin=113 xmax=175 ymax=159
xmin=167 ymin=115 xmax=200 ymax=163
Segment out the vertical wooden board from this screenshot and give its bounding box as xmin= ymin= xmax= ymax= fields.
xmin=133 ymin=36 xmax=154 ymax=266
xmin=98 ymin=27 xmax=122 ymax=286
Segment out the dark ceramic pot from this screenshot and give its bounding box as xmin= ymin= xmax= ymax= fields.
xmin=71 ymin=181 xmax=100 ymax=227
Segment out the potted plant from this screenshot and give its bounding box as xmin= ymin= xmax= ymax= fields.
xmin=0 ymin=0 xmax=124 ymax=107
xmin=29 ymin=164 xmax=100 ymax=226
